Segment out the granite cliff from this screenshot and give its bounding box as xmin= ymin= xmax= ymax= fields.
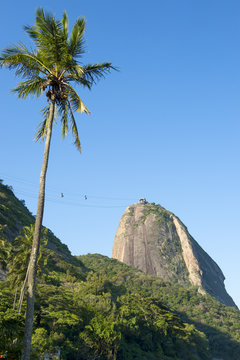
xmin=112 ymin=201 xmax=236 ymax=307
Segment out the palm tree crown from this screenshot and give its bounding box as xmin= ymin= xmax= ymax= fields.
xmin=0 ymin=8 xmax=114 ymax=150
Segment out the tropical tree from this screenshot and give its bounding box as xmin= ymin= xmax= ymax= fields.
xmin=0 ymin=8 xmax=114 ymax=360
xmin=0 ymin=225 xmax=12 ymax=272
xmin=8 ymin=225 xmax=48 ymax=313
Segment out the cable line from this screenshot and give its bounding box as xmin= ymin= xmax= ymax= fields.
xmin=1 ymin=173 xmax=138 ymax=205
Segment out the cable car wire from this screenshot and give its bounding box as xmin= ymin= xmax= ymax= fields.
xmin=0 ymin=173 xmax=138 ymax=206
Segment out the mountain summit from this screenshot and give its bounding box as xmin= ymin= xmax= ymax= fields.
xmin=112 ymin=201 xmax=236 ymax=307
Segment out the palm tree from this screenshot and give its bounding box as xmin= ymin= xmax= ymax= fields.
xmin=0 ymin=8 xmax=114 ymax=360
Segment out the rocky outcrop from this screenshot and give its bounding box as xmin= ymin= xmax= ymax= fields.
xmin=112 ymin=202 xmax=236 ymax=307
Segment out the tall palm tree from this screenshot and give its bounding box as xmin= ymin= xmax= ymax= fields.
xmin=0 ymin=8 xmax=114 ymax=360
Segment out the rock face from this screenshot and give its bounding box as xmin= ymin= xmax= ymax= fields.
xmin=112 ymin=202 xmax=236 ymax=307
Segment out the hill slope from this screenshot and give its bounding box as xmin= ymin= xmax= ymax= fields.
xmin=0 ymin=181 xmax=71 ymax=258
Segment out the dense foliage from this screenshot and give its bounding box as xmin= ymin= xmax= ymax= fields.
xmin=78 ymin=254 xmax=240 ymax=360
xmin=0 ymin=264 xmax=209 ymax=360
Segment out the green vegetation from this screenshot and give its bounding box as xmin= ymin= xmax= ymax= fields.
xmin=0 ymin=182 xmax=71 ymax=258
xmin=0 ymin=261 xmax=210 ymax=360
xmin=0 ymin=184 xmax=34 ymax=237
xmin=0 ymin=225 xmax=11 ymax=271
xmin=127 ymin=206 xmax=134 ymax=217
xmin=1 ymin=251 xmax=240 ymax=359
xmin=78 ymin=254 xmax=240 ymax=360
xmin=141 ymin=203 xmax=172 ymax=224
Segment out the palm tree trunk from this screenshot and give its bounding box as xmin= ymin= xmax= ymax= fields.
xmin=13 ymin=284 xmax=18 ymax=310
xmin=21 ymin=98 xmax=55 ymax=360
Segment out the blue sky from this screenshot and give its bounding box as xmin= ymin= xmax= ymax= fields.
xmin=1 ymin=1 xmax=240 ymax=307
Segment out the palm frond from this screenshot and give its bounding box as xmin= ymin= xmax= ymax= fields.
xmin=12 ymin=77 xmax=47 ymax=99
xmin=35 ymin=106 xmax=50 ymax=141
xmin=68 ymin=17 xmax=86 ymax=57
xmin=57 ymin=100 xmax=69 ymax=138
xmin=23 ymin=8 xmax=44 ymax=41
xmin=25 ymin=8 xmax=68 ymax=69
xmin=63 ymin=82 xmax=90 ymax=114
xmin=82 ymin=63 xmax=116 ymax=86
xmin=62 ymin=11 xmax=69 ymax=40
xmin=67 ymin=100 xmax=81 ymax=151
xmin=66 ymin=65 xmax=92 ymax=89
xmin=73 ymin=64 xmax=84 ymax=77
xmin=0 ymin=43 xmax=51 ymax=76
xmin=30 ymin=8 xmax=62 ymax=45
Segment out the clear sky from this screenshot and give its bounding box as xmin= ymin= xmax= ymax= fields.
xmin=1 ymin=0 xmax=240 ymax=308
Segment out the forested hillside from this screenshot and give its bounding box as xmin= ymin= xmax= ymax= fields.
xmin=0 ymin=181 xmax=71 ymax=258
xmin=0 ymin=181 xmax=240 ymax=359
